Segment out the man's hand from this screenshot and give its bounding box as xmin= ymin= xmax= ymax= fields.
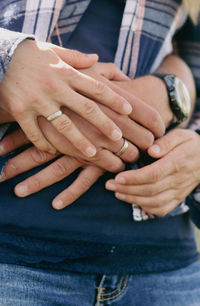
xmin=0 ymin=40 xmax=133 ymax=157
xmin=106 ymin=129 xmax=200 ymax=217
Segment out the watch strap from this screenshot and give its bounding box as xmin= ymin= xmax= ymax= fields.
xmin=152 ymin=73 xmax=188 ymax=126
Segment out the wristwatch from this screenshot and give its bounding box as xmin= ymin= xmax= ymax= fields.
xmin=152 ymin=73 xmax=191 ymax=128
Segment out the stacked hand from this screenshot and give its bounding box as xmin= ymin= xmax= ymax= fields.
xmin=0 ymin=39 xmax=133 ymax=157
xmin=1 ymin=45 xmax=197 ymax=217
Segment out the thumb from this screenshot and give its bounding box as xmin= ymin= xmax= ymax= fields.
xmin=52 ymin=45 xmax=98 ymax=68
xmin=147 ymin=129 xmax=190 ymax=158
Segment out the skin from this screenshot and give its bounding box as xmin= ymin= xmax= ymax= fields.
xmin=0 ymin=55 xmax=197 ymax=215
xmin=0 ymin=40 xmax=133 ymax=157
xmin=106 ymin=129 xmax=200 ymax=217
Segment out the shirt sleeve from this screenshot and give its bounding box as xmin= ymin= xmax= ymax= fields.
xmin=175 ymin=17 xmax=200 ymax=226
xmin=0 ymin=27 xmax=35 ymax=83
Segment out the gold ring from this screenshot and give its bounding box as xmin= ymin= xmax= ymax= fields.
xmin=46 ymin=110 xmax=63 ymax=121
xmin=115 ymin=139 xmax=129 ymax=156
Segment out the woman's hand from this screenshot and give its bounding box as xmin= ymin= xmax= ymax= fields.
xmin=106 ymin=129 xmax=200 ymax=217
xmin=0 ymin=40 xmax=132 ymax=157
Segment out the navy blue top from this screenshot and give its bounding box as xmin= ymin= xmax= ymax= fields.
xmin=0 ymin=0 xmax=197 ymax=274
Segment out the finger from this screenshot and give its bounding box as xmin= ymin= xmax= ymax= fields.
xmin=58 ymin=92 xmax=123 ymax=142
xmin=92 ymin=78 xmax=165 ymax=138
xmin=113 ymin=141 xmax=139 ymax=163
xmin=115 ymin=189 xmax=175 ymax=207
xmin=1 ymin=146 xmax=58 ymax=181
xmin=0 ymin=129 xmax=29 ymax=156
xmin=148 ymin=129 xmax=193 ymax=158
xmin=87 ymin=63 xmax=130 ymax=81
xmin=99 ymin=104 xmax=154 ymax=150
xmin=51 ymin=45 xmax=99 ymax=68
xmin=66 ymin=68 xmax=132 ymax=115
xmin=46 ymin=112 xmax=97 ymax=157
xmin=145 ymin=200 xmax=179 ymax=217
xmin=129 ymin=95 xmax=165 ymax=138
xmin=89 ymin=149 xmax=125 ymax=172
xmin=16 ymin=113 xmax=56 ymax=154
xmin=106 ymin=176 xmax=170 ymax=196
xmin=52 ymin=166 xmax=104 ymax=209
xmin=114 ymin=156 xmax=174 ymax=185
xmin=14 ymin=156 xmax=81 ymax=198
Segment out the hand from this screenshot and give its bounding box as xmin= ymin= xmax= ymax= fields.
xmin=0 ymin=40 xmax=132 ymax=156
xmin=112 ymin=76 xmax=173 ymax=129
xmin=80 ymin=65 xmax=166 ymax=141
xmin=106 ymin=129 xmax=200 ymax=217
xmin=0 ymin=140 xmax=104 ymax=209
xmin=0 ymin=108 xmax=139 ymax=174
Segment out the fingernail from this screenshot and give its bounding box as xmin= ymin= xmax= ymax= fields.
xmin=112 ymin=129 xmax=122 ymax=141
xmin=123 ymin=103 xmax=132 ymax=114
xmin=150 ymin=144 xmax=160 ymax=154
xmin=53 ymin=199 xmax=63 ymax=210
xmin=115 ymin=193 xmax=126 ymax=200
xmin=15 ymin=184 xmax=28 ymax=197
xmin=87 ymin=53 xmax=98 ymax=60
xmin=85 ymin=146 xmax=96 ymax=157
xmin=106 ymin=182 xmax=116 ymax=191
xmin=115 ymin=176 xmax=126 ymax=184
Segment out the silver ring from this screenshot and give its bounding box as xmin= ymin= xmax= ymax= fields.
xmin=115 ymin=139 xmax=129 ymax=156
xmin=46 ymin=110 xmax=63 ymax=122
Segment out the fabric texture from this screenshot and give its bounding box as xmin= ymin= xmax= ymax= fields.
xmin=0 ymin=261 xmax=200 ymax=305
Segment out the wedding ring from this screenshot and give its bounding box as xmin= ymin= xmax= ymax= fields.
xmin=46 ymin=110 xmax=63 ymax=121
xmin=115 ymin=139 xmax=129 ymax=156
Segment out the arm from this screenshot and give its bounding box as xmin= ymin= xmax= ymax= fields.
xmin=0 ymin=55 xmax=190 ymax=209
xmin=106 ymin=53 xmax=199 ymax=217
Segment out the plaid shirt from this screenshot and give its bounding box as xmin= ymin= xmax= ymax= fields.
xmin=0 ymin=0 xmax=200 ymax=222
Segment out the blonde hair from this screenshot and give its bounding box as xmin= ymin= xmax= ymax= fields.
xmin=183 ymin=0 xmax=200 ymax=23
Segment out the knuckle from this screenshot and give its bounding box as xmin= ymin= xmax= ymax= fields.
xmin=145 ymin=186 xmax=157 ymax=197
xmin=150 ymin=169 xmax=160 ymax=183
xmin=109 ymin=160 xmax=123 ymax=173
xmin=28 ymin=130 xmax=42 ymax=144
xmin=175 ymin=175 xmax=186 ymax=187
xmin=55 ymin=116 xmax=72 ymax=133
xmin=83 ymin=100 xmax=98 ymax=116
xmin=173 ymin=157 xmax=187 ymax=173
xmin=31 ymin=147 xmax=48 ymax=164
xmin=42 ymin=77 xmax=58 ymax=92
xmin=52 ymin=161 xmax=67 ymax=178
xmin=12 ymin=102 xmax=26 ymax=118
xmin=64 ymin=67 xmax=77 ymax=80
xmin=124 ymin=147 xmax=139 ymax=163
xmin=94 ymin=80 xmax=106 ymax=97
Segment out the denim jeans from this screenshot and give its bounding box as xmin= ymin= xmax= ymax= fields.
xmin=0 ymin=262 xmax=200 ymax=305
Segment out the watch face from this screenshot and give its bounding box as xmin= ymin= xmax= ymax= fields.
xmin=175 ymin=77 xmax=191 ymax=118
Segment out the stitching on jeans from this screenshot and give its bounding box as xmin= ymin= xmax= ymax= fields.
xmin=97 ymin=275 xmax=107 ymax=306
xmin=99 ymin=275 xmax=129 ymax=302
xmin=100 ymin=275 xmax=125 ymax=296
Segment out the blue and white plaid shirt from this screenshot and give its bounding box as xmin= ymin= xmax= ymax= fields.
xmin=0 ymin=0 xmax=200 ymax=221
